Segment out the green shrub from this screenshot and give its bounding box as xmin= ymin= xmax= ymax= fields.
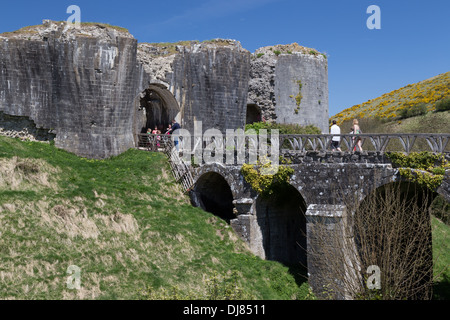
xmin=245 ymin=122 xmax=321 ymax=135
xmin=241 ymin=157 xmax=294 ymax=198
xmin=386 ymin=151 xmax=449 ymax=191
xmin=435 ymin=98 xmax=450 ymax=112
xmin=399 ymin=103 xmax=428 ymax=119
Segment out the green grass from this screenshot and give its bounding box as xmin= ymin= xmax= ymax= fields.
xmin=431 ymin=216 xmax=450 ymax=300
xmin=0 ymin=136 xmax=310 ymax=300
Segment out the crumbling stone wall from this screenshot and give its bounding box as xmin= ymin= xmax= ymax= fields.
xmin=171 ymin=41 xmax=251 ymax=133
xmin=0 ymin=111 xmax=55 ymax=142
xmin=137 ymin=40 xmax=251 ymax=134
xmin=0 ymin=21 xmax=147 ymax=159
xmin=0 ymin=21 xmax=330 ymax=158
xmin=137 ymin=41 xmax=329 ymax=134
xmin=248 ymin=52 xmax=277 ymax=122
xmin=248 ymin=44 xmax=329 ymax=132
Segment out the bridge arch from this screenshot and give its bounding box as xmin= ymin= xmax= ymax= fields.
xmin=351 ymin=180 xmax=434 ymax=299
xmin=356 ymin=168 xmax=450 ymax=205
xmin=192 ymin=163 xmax=243 ymax=200
xmin=287 ymin=179 xmax=311 ymax=206
xmin=252 ymin=185 xmax=308 ymax=266
xmin=190 ymin=169 xmax=236 ymax=223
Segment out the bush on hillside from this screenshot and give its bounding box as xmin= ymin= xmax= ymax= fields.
xmin=435 ymin=98 xmax=450 ymax=112
xmin=399 ymin=103 xmax=428 ymax=119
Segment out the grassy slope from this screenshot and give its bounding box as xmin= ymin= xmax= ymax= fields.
xmin=432 ymin=215 xmax=450 ymax=300
xmin=0 ymin=136 xmax=310 ymax=300
xmin=332 ymin=71 xmax=450 ymax=125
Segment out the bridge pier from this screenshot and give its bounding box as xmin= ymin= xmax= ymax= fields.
xmin=230 ymin=200 xmax=363 ymax=299
xmin=229 ymin=198 xmax=254 ymax=245
xmin=229 ymin=198 xmax=269 ymax=261
xmin=305 ymin=204 xmax=362 ymax=300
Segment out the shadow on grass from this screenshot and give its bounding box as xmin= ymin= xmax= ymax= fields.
xmin=286 ymin=263 xmax=308 ymax=286
xmin=433 ymin=273 xmax=450 ymax=300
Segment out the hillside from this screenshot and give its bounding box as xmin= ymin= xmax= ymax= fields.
xmin=332 ymin=71 xmax=450 ymax=126
xmin=0 ymin=135 xmax=311 ymax=300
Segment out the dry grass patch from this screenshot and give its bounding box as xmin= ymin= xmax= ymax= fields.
xmin=0 ymin=157 xmax=60 ymax=191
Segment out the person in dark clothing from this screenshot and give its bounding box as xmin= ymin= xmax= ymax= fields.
xmin=170 ymin=119 xmax=181 ymax=150
xmin=170 ymin=120 xmax=181 ymax=133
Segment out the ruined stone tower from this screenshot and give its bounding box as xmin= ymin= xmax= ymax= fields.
xmin=248 ymin=44 xmax=329 ymax=131
xmin=0 ymin=21 xmax=329 ymax=159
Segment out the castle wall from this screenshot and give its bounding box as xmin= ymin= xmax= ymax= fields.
xmin=248 ymin=48 xmax=329 ymax=133
xmin=170 ymin=42 xmax=251 ymax=133
xmin=0 ymin=34 xmax=145 ymax=159
xmin=275 ymin=54 xmax=329 ymax=133
xmin=0 ymin=22 xmax=329 ymax=159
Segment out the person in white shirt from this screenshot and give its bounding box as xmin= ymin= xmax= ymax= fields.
xmin=330 ymin=120 xmax=342 ymax=151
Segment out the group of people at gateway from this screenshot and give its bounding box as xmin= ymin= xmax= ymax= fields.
xmin=330 ymin=119 xmax=363 ymax=152
xmin=146 ymin=120 xmax=180 ymax=136
xmin=146 ymin=119 xmax=181 ymax=149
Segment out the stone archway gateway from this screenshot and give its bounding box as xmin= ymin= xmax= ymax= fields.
xmin=139 ymin=84 xmax=180 ymax=134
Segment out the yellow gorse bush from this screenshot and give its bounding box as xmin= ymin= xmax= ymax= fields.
xmin=333 ymin=72 xmax=450 ymax=124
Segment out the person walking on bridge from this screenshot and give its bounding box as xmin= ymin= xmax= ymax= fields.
xmin=351 ymin=119 xmax=363 ymax=152
xmin=330 ymin=120 xmax=342 ymax=152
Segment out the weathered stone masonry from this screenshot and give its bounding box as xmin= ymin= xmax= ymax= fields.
xmin=190 ymin=152 xmax=450 ymax=298
xmin=0 ymin=27 xmax=147 ymax=159
xmin=1 ymin=22 xmax=329 ymax=159
xmin=170 ymin=43 xmax=251 ymax=133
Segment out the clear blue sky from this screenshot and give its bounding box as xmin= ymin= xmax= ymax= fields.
xmin=1 ymin=0 xmax=449 ymax=117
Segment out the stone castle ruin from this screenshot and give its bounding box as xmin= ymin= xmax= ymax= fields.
xmin=0 ymin=21 xmax=328 ymax=159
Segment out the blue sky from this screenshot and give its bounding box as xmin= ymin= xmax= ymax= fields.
xmin=1 ymin=0 xmax=449 ymax=117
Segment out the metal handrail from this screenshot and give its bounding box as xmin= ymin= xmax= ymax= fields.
xmin=136 ymin=133 xmax=450 ymax=154
xmin=279 ymin=133 xmax=450 ymax=154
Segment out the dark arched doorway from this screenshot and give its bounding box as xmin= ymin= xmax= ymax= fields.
xmin=255 ymin=185 xmax=307 ymax=266
xmin=191 ymin=172 xmax=235 ymax=223
xmin=139 ymin=84 xmax=180 ymax=133
xmin=246 ymin=104 xmax=262 ymax=125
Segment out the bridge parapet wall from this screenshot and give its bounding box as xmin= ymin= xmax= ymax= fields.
xmin=282 ymin=150 xmax=390 ymax=165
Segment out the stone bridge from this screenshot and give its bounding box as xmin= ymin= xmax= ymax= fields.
xmin=138 ymin=132 xmax=450 ymax=298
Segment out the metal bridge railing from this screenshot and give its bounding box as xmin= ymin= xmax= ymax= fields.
xmin=136 ymin=133 xmax=450 ymax=155
xmin=136 ymin=133 xmax=172 ymax=151
xmin=280 ymin=134 xmax=449 ymax=154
